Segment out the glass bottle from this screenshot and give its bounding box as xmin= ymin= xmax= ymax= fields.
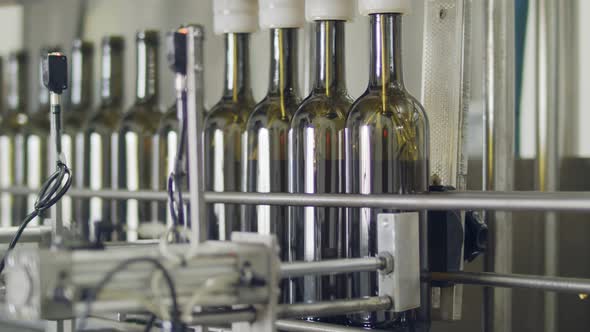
xmin=84 ymin=36 xmax=125 ymax=242
xmin=346 ymin=13 xmax=429 ymax=329
xmin=63 ymin=40 xmax=94 ymax=240
xmin=0 ymin=52 xmax=29 ymax=226
xmin=27 ymin=47 xmax=61 ymax=225
xmin=244 ymin=27 xmax=300 ymax=301
xmin=288 ymin=20 xmax=352 ymax=307
xmin=204 ymin=33 xmax=255 ymax=240
xmin=117 ymin=30 xmax=164 ymax=241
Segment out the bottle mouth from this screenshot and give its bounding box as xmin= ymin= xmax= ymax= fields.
xmin=101 ymin=36 xmax=125 ymax=50
xmin=136 ymin=30 xmax=160 ymax=44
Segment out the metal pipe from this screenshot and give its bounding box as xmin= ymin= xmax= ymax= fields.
xmin=280 ymin=257 xmax=384 ymax=278
xmin=429 ymin=271 xmax=590 ymax=295
xmin=536 ymin=1 xmax=561 ymax=331
xmin=277 ymin=296 xmax=392 ymax=319
xmin=276 ymin=319 xmax=388 ymax=332
xmin=190 ymin=308 xmax=256 ymax=325
xmin=185 ymin=25 xmax=208 ymax=245
xmin=0 ymin=226 xmax=51 ymax=245
xmin=483 ymin=0 xmax=516 ymax=331
xmin=4 ymin=188 xmax=590 ymax=212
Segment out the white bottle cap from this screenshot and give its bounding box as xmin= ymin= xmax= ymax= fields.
xmin=305 ymin=0 xmax=355 ymax=22
xmin=260 ymin=0 xmax=305 ymax=29
xmin=358 ymin=0 xmax=412 ymax=15
xmin=213 ymin=0 xmax=259 ymax=35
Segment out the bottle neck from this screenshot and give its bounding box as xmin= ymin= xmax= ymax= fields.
xmin=7 ymin=57 xmax=27 ymax=112
xmin=37 ymin=58 xmax=49 ymax=111
xmin=268 ymin=28 xmax=298 ymax=97
xmin=369 ymin=14 xmax=404 ymax=90
xmin=135 ymin=39 xmax=159 ymax=103
xmin=101 ymin=45 xmax=124 ymax=107
xmin=222 ymin=33 xmax=253 ymax=102
xmin=71 ymin=49 xmax=94 ymax=110
xmin=312 ymin=20 xmax=347 ymax=96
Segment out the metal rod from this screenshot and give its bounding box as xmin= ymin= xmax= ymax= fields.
xmin=3 ymin=188 xmax=590 ymax=212
xmin=536 ymin=1 xmax=561 ymax=331
xmin=429 ymin=272 xmax=590 ymax=295
xmin=186 ymin=297 xmax=393 ymax=326
xmin=190 ymin=308 xmax=256 ymax=325
xmin=483 ymin=0 xmax=516 ymax=330
xmin=277 ymin=296 xmax=392 ymax=319
xmin=185 ymin=25 xmax=208 ymax=245
xmin=276 ymin=319 xmax=388 ymax=332
xmin=280 ymin=257 xmax=384 ymax=278
xmin=0 ymin=226 xmax=51 ymax=245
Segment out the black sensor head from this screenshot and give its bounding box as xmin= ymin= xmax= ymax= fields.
xmin=167 ymin=27 xmax=188 ymax=75
xmin=43 ymin=52 xmax=68 ymax=94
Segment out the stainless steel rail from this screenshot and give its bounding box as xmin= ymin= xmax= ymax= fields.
xmin=187 ymin=297 xmax=392 ymax=325
xmin=277 ymin=296 xmax=392 ymax=319
xmin=280 ymin=257 xmax=385 ymax=278
xmin=2 ymin=187 xmax=590 ymax=212
xmin=276 ymin=319 xmax=388 ymax=332
xmin=429 ymin=271 xmax=590 ymax=295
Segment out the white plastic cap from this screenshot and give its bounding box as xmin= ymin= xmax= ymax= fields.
xmin=305 ymin=0 xmax=355 ymax=21
xmin=260 ymin=0 xmax=305 ymax=29
xmin=213 ymin=0 xmax=259 ymax=34
xmin=358 ymin=0 xmax=412 ymax=15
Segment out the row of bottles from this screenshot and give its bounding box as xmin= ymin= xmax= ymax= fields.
xmin=0 ymin=31 xmax=173 ymax=242
xmin=208 ymin=0 xmax=428 ymax=329
xmin=0 ymin=0 xmax=428 ymax=328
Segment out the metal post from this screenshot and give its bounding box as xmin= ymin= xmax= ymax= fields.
xmin=185 ymin=26 xmax=207 ymax=245
xmin=483 ymin=0 xmax=515 ymax=331
xmin=535 ymin=1 xmax=560 ymax=331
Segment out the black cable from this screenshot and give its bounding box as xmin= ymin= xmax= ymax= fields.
xmin=167 ymin=90 xmax=189 ymax=230
xmin=76 ymin=257 xmax=180 ymax=332
xmin=144 ymin=314 xmax=157 ymax=332
xmin=0 ymin=161 xmax=72 ymax=274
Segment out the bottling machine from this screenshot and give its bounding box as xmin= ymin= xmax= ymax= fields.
xmin=0 ymin=0 xmax=587 ymax=331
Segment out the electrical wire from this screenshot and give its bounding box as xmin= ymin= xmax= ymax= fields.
xmin=0 ymin=161 xmax=72 ymax=274
xmin=167 ymin=90 xmax=189 ymax=231
xmin=76 ymin=257 xmax=179 ymax=332
xmin=144 ymin=314 xmax=157 ymax=332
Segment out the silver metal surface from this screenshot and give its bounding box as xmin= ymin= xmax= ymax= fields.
xmin=0 ymin=226 xmax=51 ymax=246
xmin=483 ymin=0 xmax=516 ymax=331
xmin=5 ymin=188 xmax=590 ymax=212
xmin=205 ymin=191 xmax=590 ymax=212
xmin=49 ymin=92 xmax=64 ymax=244
xmin=4 ymin=240 xmax=273 ymax=320
xmin=535 ymin=1 xmax=560 ymax=331
xmin=276 ymin=319 xmax=387 ymax=332
xmin=377 ymin=213 xmax=420 ymax=312
xmin=280 ymin=257 xmax=384 ymax=278
xmin=430 ymin=271 xmax=590 ymax=295
xmin=277 ymin=296 xmax=392 ymax=319
xmin=185 ymin=25 xmax=207 ymax=245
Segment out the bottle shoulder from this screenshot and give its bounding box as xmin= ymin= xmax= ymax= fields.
xmin=247 ymin=95 xmax=300 ymax=129
xmin=120 ymin=102 xmax=163 ymax=134
xmin=28 ymin=111 xmax=50 ymax=133
xmin=85 ymin=105 xmax=123 ymax=134
xmin=291 ymin=93 xmax=352 ymax=127
xmin=347 ymin=89 xmax=427 ymax=124
xmin=205 ymin=98 xmax=255 ymax=128
xmin=1 ymin=111 xmax=29 ymax=134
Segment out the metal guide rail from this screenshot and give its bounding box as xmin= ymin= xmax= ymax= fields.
xmin=2 ymin=187 xmax=590 ymax=211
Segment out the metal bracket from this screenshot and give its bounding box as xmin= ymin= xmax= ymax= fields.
xmin=377 ymin=213 xmax=421 ymax=312
xmin=231 ymin=232 xmax=279 ymax=332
